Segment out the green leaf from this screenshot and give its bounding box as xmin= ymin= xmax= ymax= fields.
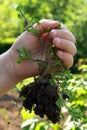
xmin=60 ymin=80 xmax=68 ymax=88
xmin=68 ymin=92 xmax=75 ymax=103
xmin=16 ymin=4 xmax=23 ymax=12
xmin=16 ymin=57 xmax=22 ymax=64
xmin=69 ymin=107 xmax=83 ymax=121
xmin=19 ymin=47 xmax=26 ymax=56
xmin=64 ymin=69 xmax=73 ymax=80
xmin=22 ymin=125 xmax=30 ymax=130
xmin=56 ymin=98 xmax=63 ymax=107
xmin=27 ymin=27 xmax=40 ymax=34
xmin=49 ymin=79 xmax=55 ymax=86
xmin=39 ymin=126 xmax=45 ymax=130
xmin=31 ymin=18 xmax=40 ymax=25
xmin=56 ymin=23 xmax=61 ymax=29
xmin=46 ymin=27 xmax=51 ymax=32
xmin=38 ymin=61 xmax=46 ymax=68
xmin=16 ymin=47 xmax=32 ymax=63
xmin=20 ymin=96 xmax=26 ymax=101
xmin=56 ymin=59 xmax=61 ymax=66
xmin=35 ymin=122 xmax=51 ymax=130
xmin=29 ymin=122 xmax=36 ymax=130
xmin=17 ymin=13 xmax=23 ymax=19
xmin=43 ymin=123 xmax=51 ymax=130
xmin=21 ymin=118 xmax=40 ymax=130
xmin=73 ymin=126 xmax=81 ymax=130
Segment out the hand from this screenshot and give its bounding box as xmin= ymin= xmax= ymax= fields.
xmin=9 ymin=20 xmax=76 ymax=81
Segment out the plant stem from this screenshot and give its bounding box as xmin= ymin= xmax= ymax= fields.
xmin=20 ymin=10 xmax=28 ymax=25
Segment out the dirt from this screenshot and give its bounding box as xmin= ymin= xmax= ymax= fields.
xmin=0 ymin=90 xmax=22 ymax=130
xmin=20 ymin=74 xmax=61 ymax=123
xmin=20 ymin=74 xmax=69 ymax=124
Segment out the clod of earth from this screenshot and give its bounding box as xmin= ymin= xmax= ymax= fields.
xmin=20 ymin=74 xmax=61 ymax=123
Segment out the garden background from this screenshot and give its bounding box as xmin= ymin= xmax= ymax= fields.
xmin=0 ymin=0 xmax=87 ymax=130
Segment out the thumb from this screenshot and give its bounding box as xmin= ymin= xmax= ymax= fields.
xmin=34 ymin=19 xmax=59 ymax=34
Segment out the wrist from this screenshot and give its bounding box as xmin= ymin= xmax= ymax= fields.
xmin=0 ymin=50 xmax=20 ymax=96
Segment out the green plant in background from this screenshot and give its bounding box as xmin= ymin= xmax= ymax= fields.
xmin=15 ymin=4 xmax=87 ymax=130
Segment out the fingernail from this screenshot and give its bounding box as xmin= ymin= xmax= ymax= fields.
xmin=51 ymin=21 xmax=59 ymax=27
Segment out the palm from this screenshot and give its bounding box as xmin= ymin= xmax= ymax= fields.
xmin=11 ymin=31 xmax=46 ymax=79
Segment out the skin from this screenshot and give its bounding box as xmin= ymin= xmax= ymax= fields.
xmin=0 ymin=20 xmax=76 ymax=96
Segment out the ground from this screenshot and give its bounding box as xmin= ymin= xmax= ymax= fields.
xmin=0 ymin=90 xmax=22 ymax=130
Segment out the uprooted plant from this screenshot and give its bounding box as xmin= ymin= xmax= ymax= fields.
xmin=16 ymin=4 xmax=83 ymax=126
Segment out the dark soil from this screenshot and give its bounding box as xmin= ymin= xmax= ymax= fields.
xmin=20 ymin=74 xmax=61 ymax=123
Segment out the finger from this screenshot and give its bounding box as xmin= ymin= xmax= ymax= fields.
xmin=53 ymin=37 xmax=77 ymax=56
xmin=57 ymin=50 xmax=74 ymax=68
xmin=34 ymin=19 xmax=60 ymax=34
xmin=50 ymin=29 xmax=76 ymax=44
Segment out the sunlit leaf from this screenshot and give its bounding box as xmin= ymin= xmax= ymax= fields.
xmin=21 ymin=118 xmax=41 ymax=129
xmin=17 ymin=13 xmax=23 ymax=19
xmin=56 ymin=98 xmax=63 ymax=107
xmin=16 ymin=4 xmax=23 ymax=12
